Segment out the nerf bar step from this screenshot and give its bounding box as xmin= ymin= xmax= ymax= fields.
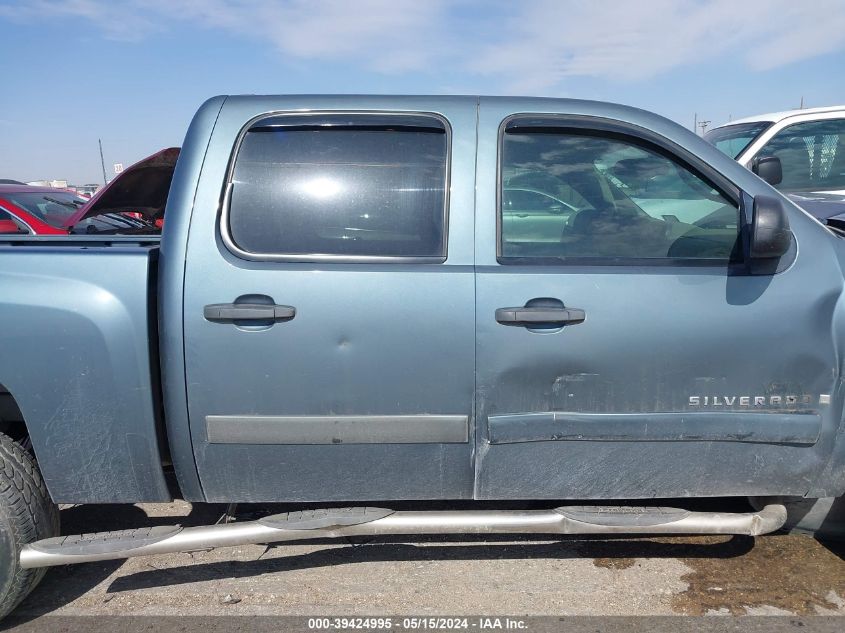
xmin=20 ymin=504 xmax=787 ymax=569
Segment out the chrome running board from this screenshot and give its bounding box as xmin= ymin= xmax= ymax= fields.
xmin=19 ymin=504 xmax=787 ymax=569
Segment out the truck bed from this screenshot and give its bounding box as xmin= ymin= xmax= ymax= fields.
xmin=0 ymin=238 xmax=170 ymax=503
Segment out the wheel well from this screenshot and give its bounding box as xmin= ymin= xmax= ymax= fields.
xmin=0 ymin=383 xmax=28 ymax=442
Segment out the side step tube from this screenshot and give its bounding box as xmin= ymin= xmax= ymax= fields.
xmin=19 ymin=504 xmax=787 ymax=569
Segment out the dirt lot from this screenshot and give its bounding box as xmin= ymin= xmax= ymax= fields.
xmin=7 ymin=501 xmax=845 ymax=619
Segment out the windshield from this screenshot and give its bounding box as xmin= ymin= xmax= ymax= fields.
xmin=5 ymin=191 xmax=87 ymax=228
xmin=704 ymin=122 xmax=771 ymax=159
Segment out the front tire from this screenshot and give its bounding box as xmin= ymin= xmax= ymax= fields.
xmin=0 ymin=432 xmax=59 ymax=619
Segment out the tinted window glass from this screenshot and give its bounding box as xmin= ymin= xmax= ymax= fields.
xmin=227 ymin=115 xmax=448 ymax=258
xmin=758 ymin=118 xmax=845 ymax=192
xmin=500 ymin=128 xmax=740 ymax=262
xmin=704 ymin=122 xmax=771 ymax=159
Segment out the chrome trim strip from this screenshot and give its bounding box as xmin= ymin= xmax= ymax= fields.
xmin=487 ymin=411 xmax=822 ymax=446
xmin=206 ymin=414 xmax=469 ymax=444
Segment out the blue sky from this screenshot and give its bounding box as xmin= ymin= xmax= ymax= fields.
xmin=1 ymin=0 xmax=844 ymax=184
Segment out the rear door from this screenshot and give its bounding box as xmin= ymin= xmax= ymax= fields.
xmin=474 ymin=98 xmax=841 ymax=499
xmin=183 ymin=97 xmax=477 ymax=502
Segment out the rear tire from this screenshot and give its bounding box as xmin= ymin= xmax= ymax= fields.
xmin=0 ymin=431 xmax=59 ymax=619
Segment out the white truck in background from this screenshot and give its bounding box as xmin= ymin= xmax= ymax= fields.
xmin=706 ymin=106 xmax=845 ymax=223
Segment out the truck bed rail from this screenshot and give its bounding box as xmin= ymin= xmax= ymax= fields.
xmin=0 ymin=235 xmax=161 ymax=247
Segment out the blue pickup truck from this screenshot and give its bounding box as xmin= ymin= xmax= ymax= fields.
xmin=1 ymin=95 xmax=844 ymax=617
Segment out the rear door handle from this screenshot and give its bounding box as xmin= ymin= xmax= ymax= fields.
xmin=495 ymin=306 xmax=585 ymax=325
xmin=204 ymin=303 xmax=296 ymax=322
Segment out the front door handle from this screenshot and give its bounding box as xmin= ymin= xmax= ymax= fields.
xmin=495 ymin=306 xmax=585 ymax=326
xmin=204 ymin=303 xmax=296 ymax=322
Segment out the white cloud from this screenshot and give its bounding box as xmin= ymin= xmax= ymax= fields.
xmin=468 ymin=0 xmax=845 ymax=92
xmin=131 ymin=0 xmax=450 ymax=71
xmin=742 ymin=1 xmax=845 ymax=70
xmin=0 ymin=0 xmax=163 ymax=40
xmin=2 ymin=0 xmax=843 ymax=90
xmin=0 ymin=0 xmax=452 ymax=66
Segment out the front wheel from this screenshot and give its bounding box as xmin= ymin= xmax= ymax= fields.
xmin=0 ymin=432 xmax=59 ymax=619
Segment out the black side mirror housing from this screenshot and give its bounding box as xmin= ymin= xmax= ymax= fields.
xmin=752 ymin=155 xmax=783 ymax=186
xmin=751 ymin=195 xmax=792 ymax=260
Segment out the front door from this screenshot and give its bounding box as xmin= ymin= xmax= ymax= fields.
xmin=474 ymin=99 xmax=840 ymax=499
xmin=184 ymin=98 xmax=477 ymax=502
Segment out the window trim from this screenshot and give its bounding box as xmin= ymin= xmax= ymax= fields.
xmin=496 ymin=114 xmax=746 ymax=268
xmin=219 ymin=110 xmax=452 ymax=264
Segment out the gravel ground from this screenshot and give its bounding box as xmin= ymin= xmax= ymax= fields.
xmin=7 ymin=501 xmax=845 ymax=620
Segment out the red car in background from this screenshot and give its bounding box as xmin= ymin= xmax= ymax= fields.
xmin=0 ymin=185 xmax=86 ymax=234
xmin=0 ymin=182 xmax=161 ymax=235
xmin=0 ymin=148 xmax=178 ymax=235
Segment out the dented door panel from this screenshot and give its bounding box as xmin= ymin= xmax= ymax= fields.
xmin=473 ymin=97 xmax=845 ymax=499
xmin=474 ymin=266 xmax=840 ymax=498
xmin=183 ymin=96 xmax=478 ymax=502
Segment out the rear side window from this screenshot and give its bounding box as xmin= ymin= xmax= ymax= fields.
xmin=226 ymin=114 xmax=449 ymax=260
xmin=499 ymin=125 xmax=740 ymax=264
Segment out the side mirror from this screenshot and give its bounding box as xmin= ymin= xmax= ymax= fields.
xmin=751 ymin=195 xmax=792 ymax=260
xmin=752 ymin=155 xmax=783 ymax=186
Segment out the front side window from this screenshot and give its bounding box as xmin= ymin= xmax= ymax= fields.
xmin=757 ymin=118 xmax=845 ymax=193
xmin=704 ymin=122 xmax=771 ymax=159
xmin=226 ymin=114 xmax=449 ymax=259
xmin=500 ymin=126 xmax=740 ymax=263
